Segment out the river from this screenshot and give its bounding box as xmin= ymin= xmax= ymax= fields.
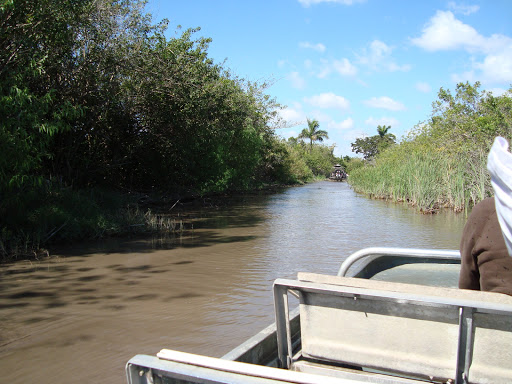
xmin=0 ymin=181 xmax=467 ymax=383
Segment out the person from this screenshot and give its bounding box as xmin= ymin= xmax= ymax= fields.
xmin=459 ymin=137 xmax=512 ymax=296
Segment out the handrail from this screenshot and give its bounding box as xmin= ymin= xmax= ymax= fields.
xmin=337 ymin=247 xmax=460 ymax=277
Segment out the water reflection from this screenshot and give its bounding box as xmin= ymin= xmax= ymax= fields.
xmin=0 ymin=181 xmax=466 ymax=384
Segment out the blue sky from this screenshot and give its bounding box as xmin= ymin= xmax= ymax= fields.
xmin=146 ymin=0 xmax=512 ymax=157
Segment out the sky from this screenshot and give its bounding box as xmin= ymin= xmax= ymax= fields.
xmin=146 ymin=0 xmax=512 ymax=157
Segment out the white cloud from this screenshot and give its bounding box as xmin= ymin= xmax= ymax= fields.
xmin=411 ymin=11 xmax=512 ymax=54
xmin=487 ymin=88 xmax=509 ymax=97
xmin=451 ymin=70 xmax=476 ymax=84
xmin=332 ymin=58 xmax=358 ymax=76
xmin=411 ymin=11 xmax=484 ymax=52
xmin=299 ymin=41 xmax=326 ymax=52
xmin=304 ymin=92 xmax=350 ymax=110
xmin=412 ymin=11 xmax=512 ymax=85
xmin=447 ymin=2 xmax=479 ymax=15
xmin=313 ymin=58 xmax=357 ymax=78
xmin=316 ymin=59 xmax=332 ymax=78
xmin=364 ymin=116 xmax=400 ymax=128
xmin=363 ymin=96 xmax=406 ymax=111
xmin=306 ymin=110 xmax=333 ymax=123
xmin=287 ymin=71 xmax=306 ymax=90
xmin=278 ymin=104 xmax=306 ymax=125
xmin=357 ymin=40 xmax=411 ymax=72
xmin=327 ymin=118 xmax=354 ymax=130
xmin=276 ymin=128 xmax=299 ymax=140
xmin=298 ymin=0 xmax=365 ymax=7
xmin=474 ymin=48 xmax=512 ymax=84
xmin=344 ymin=129 xmax=367 ymax=142
xmin=415 ymin=82 xmax=432 ymax=93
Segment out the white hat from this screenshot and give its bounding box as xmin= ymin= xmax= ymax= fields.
xmin=487 ymin=136 xmax=512 ymax=256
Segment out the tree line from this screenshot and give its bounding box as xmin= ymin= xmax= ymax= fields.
xmin=0 ymin=0 xmax=340 ymax=258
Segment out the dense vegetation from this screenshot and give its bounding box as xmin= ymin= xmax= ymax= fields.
xmin=348 ymin=82 xmax=512 ymax=213
xmin=0 ymin=0 xmax=338 ymax=259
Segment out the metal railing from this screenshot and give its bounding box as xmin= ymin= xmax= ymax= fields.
xmin=337 ymin=247 xmax=460 ymax=277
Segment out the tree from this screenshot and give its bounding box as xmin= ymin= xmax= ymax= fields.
xmin=427 ymin=81 xmax=512 ymax=152
xmin=377 ymin=126 xmax=396 ymax=152
xmin=351 ymin=126 xmax=396 ymax=160
xmin=298 ymin=118 xmax=329 ymax=152
xmin=1 ymin=0 xmax=289 ymax=254
xmin=377 ymin=125 xmax=391 ymax=138
xmin=0 ymin=0 xmax=88 ymax=193
xmin=351 ymin=135 xmax=381 ymax=160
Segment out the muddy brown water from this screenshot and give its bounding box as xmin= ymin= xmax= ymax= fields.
xmin=0 ymin=181 xmax=467 ymax=383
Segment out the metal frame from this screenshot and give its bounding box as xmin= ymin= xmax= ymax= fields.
xmin=337 ymin=247 xmax=460 ymax=277
xmin=273 ymin=278 xmax=512 ymax=384
xmin=223 ymin=247 xmax=461 ymax=367
xmin=127 ymin=351 xmax=367 ymax=384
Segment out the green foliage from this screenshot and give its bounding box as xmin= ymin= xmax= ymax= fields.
xmin=303 ymin=146 xmax=337 ymax=177
xmin=345 ymin=157 xmax=364 ymax=174
xmin=1 ymin=0 xmax=320 ymax=257
xmin=0 ymin=0 xmax=285 ymax=196
xmin=281 ymin=136 xmax=337 ymax=182
xmin=285 ymin=147 xmax=314 ymax=183
xmin=351 ymin=135 xmax=382 ymax=160
xmin=0 ymin=0 xmax=86 ymax=192
xmin=348 ymin=82 xmax=512 ymax=211
xmin=298 ymin=118 xmax=329 ymax=152
xmin=351 ymin=126 xmax=396 ymax=160
xmin=331 ymin=155 xmax=353 ymax=171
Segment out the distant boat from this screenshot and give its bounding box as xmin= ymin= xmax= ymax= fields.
xmin=329 ymin=164 xmax=347 ymax=181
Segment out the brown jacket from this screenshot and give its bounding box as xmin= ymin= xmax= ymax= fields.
xmin=459 ymin=197 xmax=512 ymax=296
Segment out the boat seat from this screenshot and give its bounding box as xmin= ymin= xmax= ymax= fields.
xmin=273 ymin=273 xmax=512 ymax=384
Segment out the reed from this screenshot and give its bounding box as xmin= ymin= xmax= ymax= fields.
xmin=348 ymin=143 xmax=489 ymax=212
xmin=144 ymin=209 xmax=185 ymax=233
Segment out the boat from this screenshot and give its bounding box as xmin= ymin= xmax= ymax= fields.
xmin=125 ymin=247 xmax=512 ymax=384
xmin=329 ymin=164 xmax=347 ymax=181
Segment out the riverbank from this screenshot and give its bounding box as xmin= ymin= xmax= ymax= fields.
xmin=0 ymin=182 xmax=300 ymax=263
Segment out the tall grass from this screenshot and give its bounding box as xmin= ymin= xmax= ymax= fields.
xmin=348 ymin=83 xmax=512 ymax=213
xmin=348 ymin=142 xmax=492 ymax=212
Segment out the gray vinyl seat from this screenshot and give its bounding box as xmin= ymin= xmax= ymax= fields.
xmin=277 ymin=273 xmax=512 ymax=384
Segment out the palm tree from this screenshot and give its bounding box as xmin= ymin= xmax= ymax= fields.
xmin=376 ymin=125 xmax=396 ymax=152
xmin=377 ymin=125 xmax=391 ymax=138
xmin=298 ymin=118 xmax=329 ymax=152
